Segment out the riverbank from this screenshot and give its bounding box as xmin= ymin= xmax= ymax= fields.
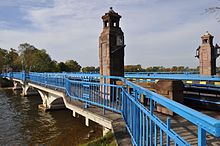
xmin=80 ymin=132 xmax=116 ymax=146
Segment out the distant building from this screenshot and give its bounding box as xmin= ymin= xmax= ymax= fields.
xmin=195 ymin=32 xmax=220 ymax=75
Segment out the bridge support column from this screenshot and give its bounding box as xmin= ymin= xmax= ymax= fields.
xmin=103 ymin=127 xmax=110 ymax=136
xmin=13 ymin=81 xmax=22 ymax=90
xmin=85 ymin=117 xmax=89 ymax=126
xmin=21 ymin=84 xmax=38 ymax=96
xmin=72 ymin=111 xmax=76 ymax=117
xmin=38 ymin=90 xmax=65 ymax=111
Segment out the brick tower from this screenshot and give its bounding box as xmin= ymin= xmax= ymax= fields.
xmin=99 ymin=7 xmax=125 ymax=77
xmin=196 ymin=32 xmax=220 ymax=75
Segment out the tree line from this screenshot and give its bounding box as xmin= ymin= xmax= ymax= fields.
xmin=1 ymin=43 xmax=218 ymax=73
xmin=0 ymin=43 xmax=81 ymax=73
xmin=124 ymin=65 xmax=199 ymax=72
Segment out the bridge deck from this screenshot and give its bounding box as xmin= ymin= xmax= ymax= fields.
xmin=154 ymin=110 xmax=220 ymax=146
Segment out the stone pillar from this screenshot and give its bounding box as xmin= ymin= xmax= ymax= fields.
xmin=99 ymin=7 xmax=125 ymax=78
xmin=135 ymin=80 xmax=184 ymax=116
xmin=195 ymin=32 xmax=220 ymax=75
xmin=155 ymin=80 xmax=184 ymax=116
xmin=99 ymin=7 xmax=125 ymax=100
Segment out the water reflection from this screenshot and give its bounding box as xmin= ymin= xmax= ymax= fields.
xmin=0 ymin=89 xmax=102 ymax=145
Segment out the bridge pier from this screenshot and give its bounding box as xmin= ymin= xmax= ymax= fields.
xmin=72 ymin=111 xmax=76 ymax=117
xmin=20 ymin=84 xmax=38 ymax=96
xmin=12 ymin=81 xmax=23 ymax=90
xmin=103 ymin=127 xmax=110 ymax=136
xmin=38 ymin=90 xmax=65 ymax=111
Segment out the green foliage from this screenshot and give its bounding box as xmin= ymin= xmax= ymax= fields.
xmin=124 ymin=65 xmax=199 ymax=72
xmin=82 ymin=66 xmax=99 ymax=72
xmin=80 ymin=132 xmax=116 ymax=146
xmin=0 ymin=48 xmax=7 ymax=71
xmin=124 ymin=64 xmax=144 ymax=72
xmin=18 ymin=43 xmax=56 ymax=72
xmin=6 ymin=48 xmax=21 ymax=71
xmin=65 ymin=60 xmax=81 ymax=72
xmin=57 ymin=62 xmax=68 ymax=72
xmin=0 ymin=43 xmax=82 ymax=73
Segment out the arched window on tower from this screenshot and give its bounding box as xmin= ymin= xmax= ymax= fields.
xmin=217 ymin=47 xmax=220 ymax=57
xmin=113 ymin=22 xmax=116 ymax=27
xmin=195 ymin=46 xmax=200 ymax=58
xmin=203 ymin=39 xmax=208 ymax=44
xmin=104 ymin=21 xmax=109 ymax=28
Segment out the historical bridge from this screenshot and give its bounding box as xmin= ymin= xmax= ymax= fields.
xmin=1 ymin=7 xmax=220 ymax=146
xmin=1 ymin=71 xmax=220 ymax=146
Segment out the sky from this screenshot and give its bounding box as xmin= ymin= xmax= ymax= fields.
xmin=0 ymin=0 xmax=220 ymax=68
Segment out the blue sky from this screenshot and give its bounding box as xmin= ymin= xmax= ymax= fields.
xmin=0 ymin=0 xmax=220 ymax=67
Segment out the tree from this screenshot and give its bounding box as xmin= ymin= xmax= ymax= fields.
xmin=6 ymin=48 xmax=21 ymax=71
xmin=124 ymin=64 xmax=145 ymax=72
xmin=30 ymin=49 xmax=55 ymax=72
xmin=82 ymin=66 xmax=96 ymax=72
xmin=65 ymin=60 xmax=81 ymax=72
xmin=0 ymin=48 xmax=7 ymax=72
xmin=57 ymin=62 xmax=69 ymax=72
xmin=206 ymin=7 xmax=220 ymax=22
xmin=18 ymin=43 xmax=37 ymax=71
xmin=17 ymin=43 xmax=57 ymax=72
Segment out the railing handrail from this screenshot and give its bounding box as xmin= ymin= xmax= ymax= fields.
xmin=124 ymin=79 xmax=220 ymax=136
xmin=125 ymin=74 xmax=220 ymax=81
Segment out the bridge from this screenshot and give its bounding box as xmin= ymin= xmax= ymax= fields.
xmin=1 ymin=7 xmax=220 ymax=146
xmin=1 ymin=71 xmax=220 ymax=146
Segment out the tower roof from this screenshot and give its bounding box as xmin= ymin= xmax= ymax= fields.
xmin=109 ymin=7 xmax=115 ymax=13
xmin=202 ymin=31 xmax=213 ymax=37
xmin=102 ymin=7 xmax=121 ymax=21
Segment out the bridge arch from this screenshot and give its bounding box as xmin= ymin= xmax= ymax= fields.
xmin=38 ymin=90 xmax=65 ymax=110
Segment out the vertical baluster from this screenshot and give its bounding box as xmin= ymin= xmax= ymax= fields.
xmin=96 ymin=84 xmax=99 ymax=104
xmin=166 ymin=117 xmax=171 ymax=146
xmin=160 ymin=129 xmax=163 ymax=146
xmin=115 ymin=86 xmax=118 ymax=110
xmin=103 ymin=83 xmax=106 ymax=114
xmin=154 ymin=124 xmax=157 ymax=146
xmin=139 ymin=110 xmax=142 ymax=146
xmin=150 ymin=99 xmax=153 ymax=146
xmin=142 ymin=113 xmax=145 ymax=146
xmin=146 ymin=115 xmax=149 ymax=146
xmin=133 ymin=101 xmax=136 ymax=141
xmin=198 ymin=127 xmax=206 ymax=146
xmin=111 ymin=86 xmax=114 ymax=109
xmin=137 ymin=104 xmax=140 ymax=144
xmin=92 ymin=84 xmax=94 ymax=103
xmin=129 ymin=99 xmax=132 ymax=130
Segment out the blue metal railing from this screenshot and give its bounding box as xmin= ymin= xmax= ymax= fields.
xmin=1 ymin=72 xmax=220 ymax=146
xmin=125 ymin=73 xmax=220 ymax=82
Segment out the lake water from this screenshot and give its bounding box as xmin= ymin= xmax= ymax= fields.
xmin=0 ymin=88 xmax=102 ymax=146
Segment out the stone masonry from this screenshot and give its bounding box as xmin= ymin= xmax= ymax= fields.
xmin=196 ymin=32 xmax=220 ymax=75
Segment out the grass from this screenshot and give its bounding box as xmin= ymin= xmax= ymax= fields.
xmin=80 ymin=132 xmax=117 ymax=146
